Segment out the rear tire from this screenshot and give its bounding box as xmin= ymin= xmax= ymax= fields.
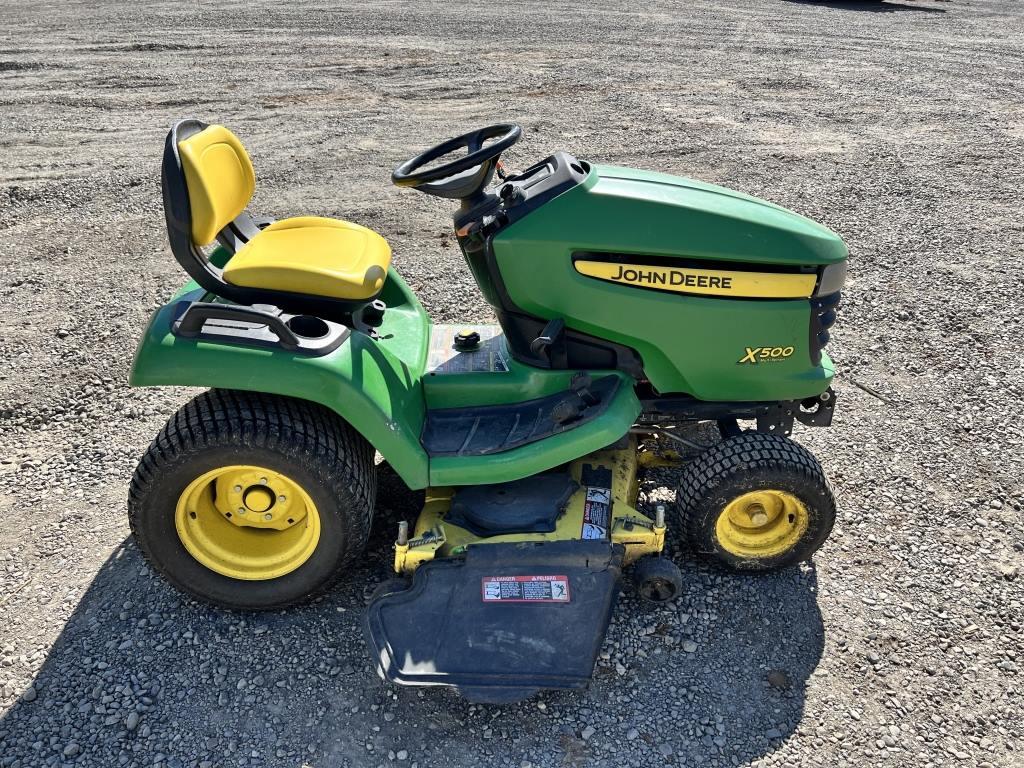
xmin=675 ymin=433 xmax=835 ymax=571
xmin=128 ymin=390 xmax=376 ymax=609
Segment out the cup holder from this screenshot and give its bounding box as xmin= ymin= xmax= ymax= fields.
xmin=286 ymin=315 xmax=330 ymax=340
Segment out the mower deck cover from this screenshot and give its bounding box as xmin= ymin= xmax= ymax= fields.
xmin=365 ymin=540 xmax=623 ymax=702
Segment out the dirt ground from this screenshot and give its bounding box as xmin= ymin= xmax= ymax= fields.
xmin=1 ymin=0 xmax=1022 ymax=766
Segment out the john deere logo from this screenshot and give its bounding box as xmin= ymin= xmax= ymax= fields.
xmin=609 ymin=265 xmax=734 ymax=290
xmin=738 ymin=346 xmax=795 ymax=364
xmin=573 ymin=260 xmax=817 ymax=299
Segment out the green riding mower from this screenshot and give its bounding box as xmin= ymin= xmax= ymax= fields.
xmin=128 ymin=120 xmax=846 ymax=702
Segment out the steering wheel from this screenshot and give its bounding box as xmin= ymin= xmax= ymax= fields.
xmin=392 ymin=124 xmax=522 ymax=201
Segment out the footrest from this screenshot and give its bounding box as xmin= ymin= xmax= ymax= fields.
xmin=365 ymin=541 xmax=623 ymax=703
xmin=421 ymin=374 xmax=620 ymax=457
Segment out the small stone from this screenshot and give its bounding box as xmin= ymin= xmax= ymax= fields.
xmin=658 ymin=743 xmax=673 ymax=757
xmin=581 ymin=726 xmax=596 ymax=740
xmin=63 ymin=743 xmax=81 ymax=758
xmin=682 ymin=640 xmax=698 ymax=653
xmin=767 ymin=670 xmax=790 ymax=690
xmin=21 ymin=685 xmax=37 ymax=702
xmin=126 ymin=711 xmax=140 ymax=731
xmin=626 ymin=727 xmax=639 ymax=740
xmin=997 ymin=563 xmax=1018 ymax=581
xmin=397 ymin=750 xmax=408 ymax=761
xmin=57 ymin=329 xmax=69 ymax=338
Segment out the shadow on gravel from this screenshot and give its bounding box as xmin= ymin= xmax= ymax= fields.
xmin=0 ymin=467 xmax=825 ymax=767
xmin=781 ymin=0 xmax=947 ymax=12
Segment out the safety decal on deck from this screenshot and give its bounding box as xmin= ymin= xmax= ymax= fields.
xmin=481 ymin=575 xmax=571 ymax=603
xmin=582 ymin=487 xmax=611 ymax=540
xmin=579 ymin=464 xmax=613 ymax=540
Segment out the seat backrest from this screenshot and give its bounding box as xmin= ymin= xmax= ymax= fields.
xmin=160 ymin=119 xmax=372 ymax=319
xmin=176 ymin=124 xmax=256 ymax=245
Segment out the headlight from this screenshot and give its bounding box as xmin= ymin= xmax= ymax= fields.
xmin=816 ymin=260 xmax=847 ymax=297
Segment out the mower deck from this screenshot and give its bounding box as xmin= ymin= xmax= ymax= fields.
xmin=393 ymin=439 xmax=665 ymax=574
xmin=366 ymin=539 xmax=623 ymax=703
xmin=366 ymin=439 xmax=668 ymax=701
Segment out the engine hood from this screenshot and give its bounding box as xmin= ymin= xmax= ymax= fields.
xmin=573 ymin=164 xmax=849 ymax=267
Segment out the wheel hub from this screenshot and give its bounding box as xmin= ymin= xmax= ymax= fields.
xmin=715 ymin=489 xmax=809 ymax=558
xmin=175 ymin=465 xmax=321 ymax=580
xmin=214 ymin=468 xmax=306 ymax=531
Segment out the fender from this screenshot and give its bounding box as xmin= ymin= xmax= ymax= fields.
xmin=129 ymin=270 xmax=431 ymax=489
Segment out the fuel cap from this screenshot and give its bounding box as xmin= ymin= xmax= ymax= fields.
xmin=453 ymin=329 xmax=481 ymax=351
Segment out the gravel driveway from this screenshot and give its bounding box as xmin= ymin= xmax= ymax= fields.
xmin=1 ymin=0 xmax=1022 ymax=766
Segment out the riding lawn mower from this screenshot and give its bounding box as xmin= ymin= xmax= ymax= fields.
xmin=127 ymin=121 xmax=846 ymax=703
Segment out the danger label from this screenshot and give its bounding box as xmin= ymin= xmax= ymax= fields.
xmin=481 ymin=575 xmax=571 ymax=603
xmin=582 ymin=487 xmax=611 ymax=540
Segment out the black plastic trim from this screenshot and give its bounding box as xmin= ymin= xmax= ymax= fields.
xmin=169 ymin=291 xmax=350 ymax=356
xmin=808 ymin=292 xmax=841 ymax=365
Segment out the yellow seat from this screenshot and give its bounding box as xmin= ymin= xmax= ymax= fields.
xmin=223 ymin=216 xmax=392 ymax=301
xmin=175 ymin=123 xmax=391 ymax=303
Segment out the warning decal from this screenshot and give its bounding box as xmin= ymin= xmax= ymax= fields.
xmin=579 ymin=464 xmax=613 ymax=540
xmin=481 ymin=575 xmax=571 ymax=603
xmin=582 ymin=487 xmax=611 ymax=539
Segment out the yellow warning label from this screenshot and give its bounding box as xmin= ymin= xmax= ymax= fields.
xmin=573 ymin=260 xmax=816 ymax=299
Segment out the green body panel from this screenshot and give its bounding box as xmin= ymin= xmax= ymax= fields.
xmin=422 ymin=353 xmax=580 ymax=409
xmin=131 ymin=272 xmax=640 ymax=489
xmin=131 ymin=270 xmax=432 ymax=489
xmin=490 ymin=164 xmax=847 ymax=401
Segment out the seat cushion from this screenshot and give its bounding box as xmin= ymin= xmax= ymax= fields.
xmin=222 ymin=216 xmax=392 ymax=301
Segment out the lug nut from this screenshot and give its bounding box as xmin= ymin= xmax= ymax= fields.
xmin=278 ymin=495 xmax=286 ymax=502
xmin=747 ymin=504 xmax=768 ymax=527
xmin=263 ymin=513 xmax=273 ymax=521
xmin=233 ymin=485 xmax=242 ymax=492
xmin=260 ymin=477 xmax=268 ymax=484
xmin=237 ymin=507 xmax=246 ymax=515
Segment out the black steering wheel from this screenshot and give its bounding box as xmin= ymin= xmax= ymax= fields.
xmin=392 ymin=124 xmax=522 ymax=201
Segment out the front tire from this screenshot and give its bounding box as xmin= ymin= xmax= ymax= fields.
xmin=128 ymin=390 xmax=376 ymax=609
xmin=675 ymin=433 xmax=836 ymax=571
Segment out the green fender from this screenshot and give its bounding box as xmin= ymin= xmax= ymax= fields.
xmin=130 ymin=270 xmax=432 ymax=490
xmin=130 ymin=269 xmax=642 ymax=490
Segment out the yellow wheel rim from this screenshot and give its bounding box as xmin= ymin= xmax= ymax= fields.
xmin=175 ymin=465 xmax=321 ymax=580
xmin=715 ymin=489 xmax=809 ymax=558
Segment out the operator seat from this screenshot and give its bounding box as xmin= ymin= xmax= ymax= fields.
xmin=161 ymin=119 xmax=391 ymax=320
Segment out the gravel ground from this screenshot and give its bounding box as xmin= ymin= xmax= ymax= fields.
xmin=1 ymin=0 xmax=1023 ymax=766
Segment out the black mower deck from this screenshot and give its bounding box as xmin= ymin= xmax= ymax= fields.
xmin=365 ymin=540 xmax=623 ymax=703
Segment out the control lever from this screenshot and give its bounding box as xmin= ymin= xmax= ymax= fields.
xmin=571 ymin=372 xmax=599 ymax=406
xmin=530 ymin=318 xmax=566 ymax=367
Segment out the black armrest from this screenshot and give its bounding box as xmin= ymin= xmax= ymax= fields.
xmin=173 ymin=302 xmax=300 ymax=350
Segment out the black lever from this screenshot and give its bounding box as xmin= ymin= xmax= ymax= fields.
xmin=530 ymin=318 xmax=566 ymax=366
